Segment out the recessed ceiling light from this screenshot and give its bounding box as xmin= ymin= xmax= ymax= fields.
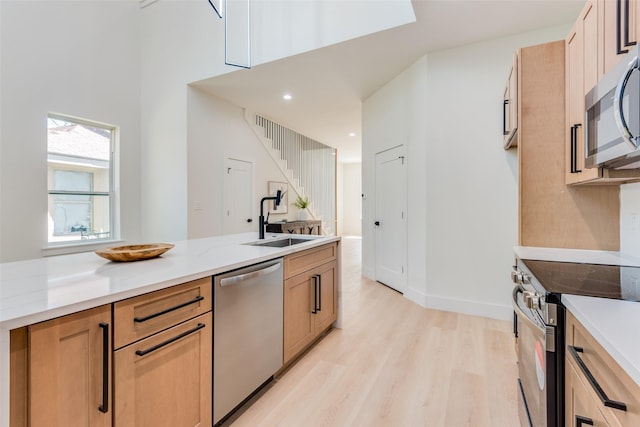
xmin=283 ymin=94 xmax=293 ymax=100
xmin=349 ymin=132 xmax=356 ymax=137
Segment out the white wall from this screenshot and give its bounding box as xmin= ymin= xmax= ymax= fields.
xmin=187 ymin=89 xmax=301 ymax=238
xmin=0 ymin=1 xmax=141 ymax=262
xmin=362 ymin=25 xmax=571 ymax=320
xmin=339 ymin=162 xmax=362 ymax=236
xmin=620 ymin=183 xmax=640 ymax=256
xmin=140 ymin=0 xmax=416 ymax=243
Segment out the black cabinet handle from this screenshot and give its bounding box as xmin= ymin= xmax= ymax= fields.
xmin=568 ymin=346 xmax=627 ymax=411
xmin=374 ymin=221 xmax=380 ymax=226
xmin=315 ymin=274 xmax=322 ymax=312
xmin=133 ymin=295 xmax=204 ymax=323
xmin=98 ymin=322 xmax=109 ymax=413
xmin=503 ymin=99 xmax=510 ymax=136
xmin=624 ymin=0 xmax=637 ymax=47
xmin=617 ymin=0 xmax=631 ymax=54
xmin=311 ymin=275 xmax=319 ymax=314
xmin=247 ymin=218 xmax=253 ymax=223
xmin=570 ymin=124 xmax=582 ymax=174
xmin=135 ymin=323 xmax=206 ymax=357
xmin=576 ymin=415 xmax=594 ymax=426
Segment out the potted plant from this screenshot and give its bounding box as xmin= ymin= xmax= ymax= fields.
xmin=292 ymin=195 xmax=310 ymax=220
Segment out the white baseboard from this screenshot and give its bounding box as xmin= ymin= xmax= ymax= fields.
xmin=404 ymin=288 xmax=513 ymax=321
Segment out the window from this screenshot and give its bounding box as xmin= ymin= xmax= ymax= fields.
xmin=47 ymin=114 xmax=116 ymax=245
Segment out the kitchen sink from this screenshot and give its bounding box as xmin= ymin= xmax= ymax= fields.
xmin=246 ymin=237 xmax=312 ymax=248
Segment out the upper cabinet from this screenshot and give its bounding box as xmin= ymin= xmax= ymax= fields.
xmin=503 ymin=53 xmax=519 ymax=149
xmin=565 ymin=0 xmax=640 ymax=185
xmin=600 ymin=0 xmax=638 ymax=78
xmin=566 ymin=1 xmax=602 ymax=184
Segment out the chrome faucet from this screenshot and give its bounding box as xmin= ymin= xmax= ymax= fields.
xmin=259 ymin=190 xmax=282 ymax=239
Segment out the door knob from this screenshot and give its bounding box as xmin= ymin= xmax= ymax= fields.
xmin=374 ymin=221 xmax=380 ymax=226
xmin=247 ymin=218 xmax=253 ymax=223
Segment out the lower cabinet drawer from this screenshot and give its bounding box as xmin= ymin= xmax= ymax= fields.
xmin=566 ymin=358 xmax=610 ymax=427
xmin=114 ymin=277 xmax=212 ymax=349
xmin=114 ymin=312 xmax=212 ymax=427
xmin=284 ymin=243 xmax=337 ymax=279
xmin=566 ymin=312 xmax=640 ymax=426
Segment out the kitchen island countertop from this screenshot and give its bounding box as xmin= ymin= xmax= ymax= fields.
xmin=0 ymin=232 xmax=339 ymax=329
xmin=0 ymin=232 xmax=341 ymax=427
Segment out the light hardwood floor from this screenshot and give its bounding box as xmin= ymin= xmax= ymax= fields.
xmin=228 ymin=237 xmax=520 ymax=427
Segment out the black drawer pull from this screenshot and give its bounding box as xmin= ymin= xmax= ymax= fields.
xmin=503 ymin=99 xmax=510 ymax=136
xmin=133 ymin=295 xmax=204 ymax=323
xmin=568 ymin=346 xmax=627 ymax=411
xmin=576 ymin=415 xmax=593 ymax=426
xmin=135 ymin=323 xmax=206 ymax=357
xmin=98 ymin=322 xmax=109 ymax=413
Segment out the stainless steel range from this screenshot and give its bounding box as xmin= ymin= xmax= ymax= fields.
xmin=511 ymin=257 xmax=640 ymax=427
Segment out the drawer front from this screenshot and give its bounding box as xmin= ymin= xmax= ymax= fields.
xmin=284 ymin=243 xmax=337 ymax=279
xmin=114 ymin=277 xmax=212 ymax=349
xmin=566 ymin=359 xmax=610 ymax=427
xmin=114 ymin=312 xmax=212 ymax=427
xmin=566 ymin=312 xmax=640 ymax=426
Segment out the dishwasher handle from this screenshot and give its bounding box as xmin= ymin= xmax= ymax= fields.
xmin=220 ymin=262 xmax=281 ymax=287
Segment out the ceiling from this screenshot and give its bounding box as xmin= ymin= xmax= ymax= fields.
xmin=194 ymin=0 xmax=584 ymax=163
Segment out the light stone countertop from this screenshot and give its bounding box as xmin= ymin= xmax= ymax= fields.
xmin=562 ymin=294 xmax=640 ymax=387
xmin=0 ymin=232 xmax=340 ymax=329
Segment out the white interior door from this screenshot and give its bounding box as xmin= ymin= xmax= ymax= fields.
xmin=223 ymin=158 xmax=253 ymax=234
xmin=374 ymin=146 xmax=407 ymax=293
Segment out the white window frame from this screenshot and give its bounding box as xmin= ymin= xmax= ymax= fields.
xmin=44 ymin=113 xmax=121 ymax=255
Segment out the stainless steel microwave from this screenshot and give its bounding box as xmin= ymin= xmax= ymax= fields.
xmin=585 ymin=46 xmax=640 ymax=169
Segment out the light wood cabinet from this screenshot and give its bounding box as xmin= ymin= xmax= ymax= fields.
xmin=114 ymin=278 xmax=213 ymax=427
xmin=283 ymin=243 xmax=337 ymax=365
xmin=600 ymin=0 xmax=638 ymax=79
xmin=517 ymin=40 xmax=620 ymax=250
xmin=113 ymin=277 xmax=211 ymax=349
xmin=566 ymin=311 xmax=640 ymax=426
xmin=114 ymin=312 xmax=212 ymax=427
xmin=28 ymin=305 xmax=112 ymax=427
xmin=567 ymin=0 xmax=603 ymax=185
xmin=503 ymin=52 xmax=519 ymax=149
xmin=566 ymin=359 xmax=611 ymax=427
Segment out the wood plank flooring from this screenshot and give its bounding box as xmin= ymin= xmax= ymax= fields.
xmin=227 ymin=237 xmax=520 ymax=426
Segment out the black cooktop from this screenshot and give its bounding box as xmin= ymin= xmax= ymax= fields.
xmin=522 ymin=259 xmax=640 ymax=301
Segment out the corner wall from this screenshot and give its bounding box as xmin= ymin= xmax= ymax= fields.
xmin=339 ymin=162 xmax=362 ymax=236
xmin=362 ymin=25 xmax=571 ymax=320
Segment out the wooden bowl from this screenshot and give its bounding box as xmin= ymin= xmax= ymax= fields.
xmin=95 ymin=243 xmax=174 ymax=262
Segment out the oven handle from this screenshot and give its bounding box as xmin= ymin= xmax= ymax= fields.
xmin=511 ymin=286 xmax=545 ymax=335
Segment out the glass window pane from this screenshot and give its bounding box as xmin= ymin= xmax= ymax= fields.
xmin=47 ymin=114 xmax=115 ymax=245
xmin=48 ymin=194 xmax=111 ymax=243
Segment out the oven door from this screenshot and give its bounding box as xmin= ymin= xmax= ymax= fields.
xmin=512 ymin=286 xmax=557 ymax=427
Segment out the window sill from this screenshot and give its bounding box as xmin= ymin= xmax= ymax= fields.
xmin=42 ymin=239 xmax=124 ymax=257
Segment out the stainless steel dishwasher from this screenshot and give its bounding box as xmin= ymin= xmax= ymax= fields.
xmin=213 ymin=258 xmax=284 ymax=425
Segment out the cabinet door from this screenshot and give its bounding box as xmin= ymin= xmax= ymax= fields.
xmin=503 ymin=54 xmax=518 ymax=148
xmin=314 ymin=261 xmax=337 ymax=333
xmin=29 ymin=305 xmax=112 ymax=427
xmin=600 ymin=0 xmax=636 ymax=78
xmin=566 ymin=1 xmax=602 ymax=185
xmin=283 ymin=272 xmax=316 ymax=364
xmin=566 ymin=360 xmax=610 ymax=427
xmin=114 ymin=312 xmax=212 ymax=427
